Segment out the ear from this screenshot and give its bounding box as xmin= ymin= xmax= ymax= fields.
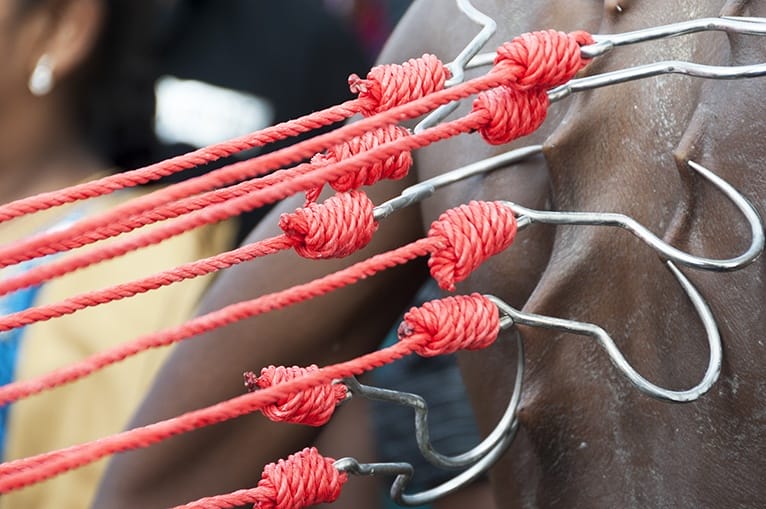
xmin=27 ymin=0 xmax=105 ymax=85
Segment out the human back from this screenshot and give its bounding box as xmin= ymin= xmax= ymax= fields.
xmin=89 ymin=1 xmax=766 ymax=507
xmin=387 ymin=0 xmax=766 ymax=506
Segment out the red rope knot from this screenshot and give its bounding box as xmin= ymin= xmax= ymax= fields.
xmin=472 ymin=86 xmax=549 ymax=145
xmin=473 ymin=30 xmax=594 ymax=145
xmin=427 ymin=201 xmax=517 ymax=291
xmin=306 ymin=125 xmax=412 ymax=203
xmin=245 ymin=365 xmax=347 ymax=426
xmin=255 ymin=447 xmax=347 ymax=509
xmin=279 ymin=191 xmax=377 ymax=259
xmin=492 ymin=30 xmax=594 ymax=90
xmin=349 ymin=54 xmax=450 ymax=116
xmin=398 ymin=294 xmax=500 ymax=357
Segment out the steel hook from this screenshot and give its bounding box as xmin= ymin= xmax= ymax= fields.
xmin=502 ymin=160 xmax=764 ymax=272
xmin=486 ymin=259 xmax=722 ymax=403
xmin=342 ymin=324 xmax=522 ymax=470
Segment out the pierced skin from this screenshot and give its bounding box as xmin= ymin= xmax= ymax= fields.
xmin=393 ymin=0 xmax=766 ymax=507
xmin=94 ymin=1 xmax=766 ymax=507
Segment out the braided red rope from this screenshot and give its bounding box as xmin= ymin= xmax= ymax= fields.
xmin=0 ymin=126 xmax=406 ymax=275
xmin=0 ymin=192 xmax=376 ymax=333
xmin=0 ymin=294 xmax=500 ymax=493
xmin=0 ymin=30 xmax=591 ymax=270
xmin=0 ymin=54 xmax=448 ymax=225
xmin=0 ymin=202 xmax=516 ymax=405
xmin=305 ymin=124 xmax=413 ymax=203
xmin=0 ymin=29 xmax=595 ymax=497
xmin=172 ymin=448 xmax=347 ymax=509
xmin=0 ymin=200 xmax=514 ymax=406
xmin=252 ymin=293 xmax=502 ymax=428
xmin=245 ymin=366 xmax=348 ymax=426
xmin=0 ymin=125 xmax=407 ymax=296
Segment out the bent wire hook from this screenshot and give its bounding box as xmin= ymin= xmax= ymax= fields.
xmin=414 ymin=0 xmax=496 ymax=133
xmin=343 ymin=325 xmax=522 ymax=471
xmin=486 ymin=258 xmax=722 ymax=403
xmin=467 ymin=15 xmax=766 ymax=66
xmin=374 ymin=149 xmax=764 ymax=272
xmin=335 ymin=304 xmax=523 ymax=506
xmin=424 ymin=10 xmax=766 ymax=129
xmin=502 ymin=160 xmax=764 ymax=272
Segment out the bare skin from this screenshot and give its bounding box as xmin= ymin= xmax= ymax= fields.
xmin=95 ymin=0 xmax=766 ymax=507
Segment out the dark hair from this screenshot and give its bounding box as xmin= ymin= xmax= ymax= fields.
xmin=20 ymin=0 xmax=161 ymax=169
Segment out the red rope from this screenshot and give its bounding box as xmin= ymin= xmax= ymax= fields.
xmin=0 ymin=236 xmax=293 ymax=333
xmin=0 ymin=162 xmax=315 ymax=298
xmin=0 ymin=29 xmax=595 ymax=495
xmin=0 ymin=54 xmax=448 ymax=225
xmin=0 ymin=30 xmax=591 ymax=270
xmin=0 ymin=179 xmax=364 ymax=298
xmin=172 ymin=448 xmax=347 ymax=509
xmin=245 ymin=366 xmax=348 ymax=427
xmin=0 ymin=200 xmax=514 ymax=407
xmin=428 ymin=200 xmax=518 ymax=290
xmin=254 ymin=293 xmax=502 ymax=428
xmin=0 ymin=101 xmax=356 ymax=223
xmin=305 ymin=124 xmax=412 ymax=203
xmin=398 ymin=293 xmax=501 ymax=356
xmin=280 ymin=191 xmax=377 ymax=259
xmin=0 ymin=108 xmax=478 ymax=277
xmin=0 ymin=192 xmax=377 ymax=334
xmin=350 ymin=53 xmax=450 ymax=116
xmin=0 ymin=239 xmax=432 ymax=407
xmin=0 ymin=294 xmax=499 ymax=492
xmin=0 ymin=125 xmax=406 ymax=274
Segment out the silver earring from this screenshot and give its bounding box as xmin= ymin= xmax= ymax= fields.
xmin=28 ymin=55 xmax=54 ymax=96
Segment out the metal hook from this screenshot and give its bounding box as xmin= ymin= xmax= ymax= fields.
xmin=583 ymin=16 xmax=766 ymax=58
xmin=546 ymin=60 xmax=766 ymax=103
xmin=467 ymin=16 xmax=766 ymax=66
xmin=413 ymin=16 xmax=766 ymax=135
xmin=375 ymin=150 xmax=763 ymax=272
xmin=414 ymin=0 xmax=497 ymax=134
xmin=459 ymin=17 xmax=766 ymax=105
xmin=390 ymin=429 xmax=513 ymax=507
xmin=334 ymin=456 xmax=414 ymax=480
xmin=342 ymin=324 xmax=523 ymax=470
xmin=486 ymin=259 xmax=722 ymax=403
xmin=445 ymin=0 xmax=498 ymax=87
xmin=373 ymin=144 xmax=543 ymax=221
xmin=462 ymin=55 xmax=766 ymax=104
xmin=502 ymin=160 xmax=764 ymax=272
xmin=335 ymin=418 xmax=517 ymax=507
xmin=333 ymin=298 xmax=526 ymax=506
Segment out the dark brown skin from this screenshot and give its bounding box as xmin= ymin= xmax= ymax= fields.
xmin=95 ymin=0 xmax=766 ymax=507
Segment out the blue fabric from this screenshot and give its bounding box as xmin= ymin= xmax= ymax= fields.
xmin=0 ymin=265 xmax=45 ymax=460
xmin=0 ymin=208 xmax=84 ymax=460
